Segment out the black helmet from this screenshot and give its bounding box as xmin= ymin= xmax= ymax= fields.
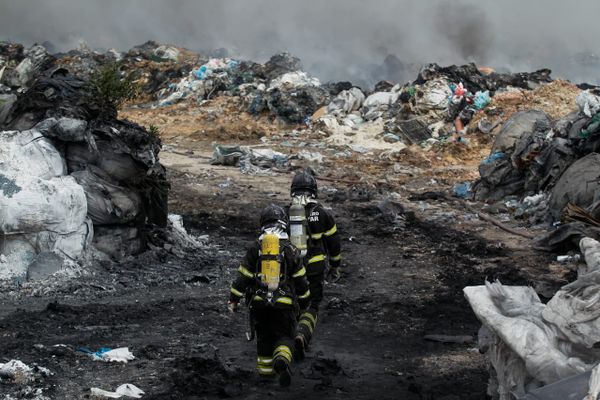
xmin=260 ymin=204 xmax=288 ymax=229
xmin=290 ymin=170 xmax=317 ymax=197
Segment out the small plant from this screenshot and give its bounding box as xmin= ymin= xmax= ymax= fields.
xmin=147 ymin=124 xmax=161 ymax=138
xmin=88 ymin=62 xmax=138 ymax=112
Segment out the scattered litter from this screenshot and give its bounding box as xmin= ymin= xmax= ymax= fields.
xmin=453 ymin=182 xmax=472 ymax=198
xmin=0 ymin=360 xmax=51 ymax=383
xmin=90 ymin=384 xmax=144 ymax=399
xmin=296 ymin=150 xmax=324 ymax=164
xmin=556 ymin=254 xmax=581 ymax=263
xmin=78 ymin=347 xmax=135 ymax=363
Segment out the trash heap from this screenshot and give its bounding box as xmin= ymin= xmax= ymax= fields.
xmin=311 ymin=62 xmax=554 ymax=154
xmin=0 ymin=48 xmax=169 ymax=282
xmin=469 ymin=85 xmax=600 ymax=250
xmin=7 ymin=40 xmax=564 ymax=150
xmin=157 ymin=51 xmax=333 ymax=124
xmin=465 ymin=237 xmax=600 ymax=399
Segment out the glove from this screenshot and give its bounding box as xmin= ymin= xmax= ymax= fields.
xmin=326 ymin=266 xmax=341 ymax=283
xmin=227 ymin=300 xmax=238 ymax=314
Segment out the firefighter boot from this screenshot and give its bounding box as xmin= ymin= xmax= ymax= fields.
xmin=294 ymin=333 xmax=306 ymax=361
xmin=273 ymin=345 xmax=293 ymax=387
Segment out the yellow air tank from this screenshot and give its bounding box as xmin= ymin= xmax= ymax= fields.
xmin=261 ymin=233 xmax=281 ymax=292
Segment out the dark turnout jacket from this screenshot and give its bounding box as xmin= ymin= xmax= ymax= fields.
xmin=230 ymin=239 xmax=311 ymax=310
xmin=303 ymin=202 xmax=341 ymax=274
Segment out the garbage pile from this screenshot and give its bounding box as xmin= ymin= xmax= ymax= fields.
xmin=310 ymin=62 xmax=557 ymax=154
xmin=6 ymin=41 xmax=567 ymax=145
xmin=465 ymin=237 xmax=600 ymax=399
xmin=157 ymin=51 xmax=332 ymax=123
xmin=469 ymin=86 xmax=600 ymax=250
xmin=0 ymin=50 xmax=169 ymax=282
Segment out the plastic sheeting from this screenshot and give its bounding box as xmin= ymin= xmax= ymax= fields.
xmin=268 ymin=71 xmax=321 ymax=90
xmin=465 ymin=237 xmax=600 ymax=399
xmin=362 ymin=90 xmax=400 ymax=121
xmin=576 ymin=91 xmax=600 ymax=118
xmin=72 ymin=167 xmax=141 ymax=225
xmin=326 ymin=87 xmax=365 ymax=116
xmin=548 ymin=153 xmax=600 ymax=221
xmin=492 ymin=110 xmax=551 ymax=153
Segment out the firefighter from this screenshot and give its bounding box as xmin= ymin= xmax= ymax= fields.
xmin=227 ymin=204 xmax=311 ymax=387
xmin=287 ymin=170 xmax=342 ymax=358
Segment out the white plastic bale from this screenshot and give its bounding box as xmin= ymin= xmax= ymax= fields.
xmin=35 ymin=219 xmax=94 ymax=259
xmin=577 ymin=91 xmax=600 ymax=118
xmin=327 ymin=88 xmax=365 ymax=116
xmin=0 ymin=220 xmax=93 ymax=280
xmin=0 ymin=237 xmax=36 ymax=280
xmin=486 ymin=330 xmax=531 ymax=399
xmin=268 ymin=71 xmax=321 ymax=90
xmin=0 ymin=175 xmax=87 ymax=235
xmin=584 ymin=363 xmax=600 ymax=400
xmin=580 ymin=237 xmax=600 ymax=274
xmin=464 ymin=284 xmax=588 ymax=386
xmin=414 ymin=78 xmax=452 ymax=114
xmin=361 ymin=91 xmax=400 ymax=121
xmin=541 ymin=238 xmax=600 ymax=350
xmin=0 ymin=129 xmax=66 ymax=179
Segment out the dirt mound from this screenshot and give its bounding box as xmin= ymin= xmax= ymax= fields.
xmin=470 ymin=80 xmax=581 ymax=131
xmin=120 ymin=97 xmax=284 ymax=146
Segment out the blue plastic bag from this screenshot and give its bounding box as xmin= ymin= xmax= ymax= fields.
xmin=481 ymin=151 xmax=505 ymax=165
xmin=473 ymin=91 xmax=491 ymax=110
xmin=453 ymin=182 xmax=472 ymax=198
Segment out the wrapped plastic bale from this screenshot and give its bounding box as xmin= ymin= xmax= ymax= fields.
xmin=326 ymin=87 xmax=365 ymax=116
xmin=66 ymin=141 xmax=146 ymax=184
xmin=542 ymin=238 xmax=600 ymax=348
xmin=1 ymin=219 xmax=93 ymax=281
xmin=0 ymin=175 xmax=87 ymax=234
xmin=0 ymin=129 xmax=66 ymax=179
xmin=71 ymin=166 xmax=142 ymax=226
xmin=2 ymin=64 xmax=169 ymax=264
xmin=465 ymin=237 xmax=600 ymax=399
xmin=472 ymin=111 xmax=553 ymax=201
xmin=413 ymin=78 xmax=452 ymax=117
xmin=93 ymin=225 xmax=143 ymax=260
xmin=266 ymin=71 xmax=330 ymax=123
xmin=548 ymin=153 xmax=600 ymax=221
xmin=362 ymin=90 xmax=400 ymax=121
xmin=492 ymin=110 xmax=551 ymax=153
xmin=0 ymin=174 xmax=89 ymax=281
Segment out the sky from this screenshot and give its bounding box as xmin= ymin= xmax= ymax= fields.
xmin=1 ymin=0 xmax=598 ymax=85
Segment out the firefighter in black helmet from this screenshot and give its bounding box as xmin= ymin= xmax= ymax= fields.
xmin=228 ymin=204 xmax=311 ymax=387
xmin=287 ymin=170 xmax=342 ymax=357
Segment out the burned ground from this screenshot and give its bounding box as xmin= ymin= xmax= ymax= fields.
xmin=0 ymin=161 xmax=559 ymax=399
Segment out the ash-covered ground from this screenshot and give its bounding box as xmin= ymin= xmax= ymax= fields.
xmin=0 ymin=158 xmax=563 ymax=399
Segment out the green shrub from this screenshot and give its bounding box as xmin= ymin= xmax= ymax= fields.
xmin=147 ymin=124 xmax=161 ymax=138
xmin=89 ymin=63 xmax=138 ymax=112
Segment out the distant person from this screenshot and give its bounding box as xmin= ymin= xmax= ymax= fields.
xmin=287 ymin=170 xmax=342 ymax=358
xmin=227 ymin=204 xmax=311 ymax=387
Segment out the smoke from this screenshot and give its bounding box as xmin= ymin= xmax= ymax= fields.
xmin=1 ymin=0 xmax=600 ymax=85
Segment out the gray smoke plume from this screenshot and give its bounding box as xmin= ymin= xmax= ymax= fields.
xmin=1 ymin=0 xmax=599 ymax=86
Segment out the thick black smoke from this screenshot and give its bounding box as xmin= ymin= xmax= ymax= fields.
xmin=1 ymin=0 xmax=599 ymax=85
